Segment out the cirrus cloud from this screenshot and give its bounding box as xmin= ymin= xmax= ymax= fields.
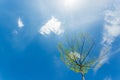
xmin=94 ymin=1 xmax=120 ymax=71
xmin=104 ymin=77 xmax=112 ymax=80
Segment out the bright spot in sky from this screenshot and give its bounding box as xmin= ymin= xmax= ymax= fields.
xmin=59 ymin=0 xmax=86 ymax=11
xmin=18 ymin=17 xmax=24 ymax=28
xmin=64 ymin=0 xmax=78 ymax=8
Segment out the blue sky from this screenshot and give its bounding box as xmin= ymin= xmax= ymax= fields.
xmin=0 ymin=0 xmax=120 ymax=80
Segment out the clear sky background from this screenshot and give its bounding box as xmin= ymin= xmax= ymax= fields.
xmin=0 ymin=0 xmax=120 ymax=80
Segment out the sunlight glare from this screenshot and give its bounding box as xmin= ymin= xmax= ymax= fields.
xmin=59 ymin=0 xmax=86 ymax=11
xmin=64 ymin=0 xmax=78 ymax=9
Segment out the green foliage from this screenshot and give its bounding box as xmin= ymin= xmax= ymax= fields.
xmin=58 ymin=33 xmax=97 ymax=75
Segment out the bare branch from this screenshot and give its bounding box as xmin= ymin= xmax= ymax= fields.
xmin=80 ymin=36 xmax=86 ymax=62
xmin=81 ymin=40 xmax=95 ymax=64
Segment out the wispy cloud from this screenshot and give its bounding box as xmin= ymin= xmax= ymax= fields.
xmin=104 ymin=77 xmax=112 ymax=80
xmin=13 ymin=17 xmax=24 ymax=35
xmin=94 ymin=2 xmax=120 ymax=71
xmin=18 ymin=17 xmax=24 ymax=28
xmin=39 ymin=16 xmax=64 ymax=36
xmin=13 ymin=30 xmax=18 ymax=35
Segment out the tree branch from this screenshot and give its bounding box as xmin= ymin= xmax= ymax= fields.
xmin=81 ymin=40 xmax=95 ymax=64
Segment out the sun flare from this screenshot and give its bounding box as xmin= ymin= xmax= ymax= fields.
xmin=64 ymin=0 xmax=78 ymax=9
xmin=58 ymin=0 xmax=86 ymax=12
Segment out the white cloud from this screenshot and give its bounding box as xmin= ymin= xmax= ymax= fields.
xmin=94 ymin=1 xmax=120 ymax=71
xmin=18 ymin=17 xmax=24 ymax=28
xmin=39 ymin=16 xmax=64 ymax=35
